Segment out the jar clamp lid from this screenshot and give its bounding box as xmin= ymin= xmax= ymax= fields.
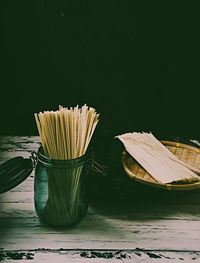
xmin=0 ymin=152 xmax=36 ymax=194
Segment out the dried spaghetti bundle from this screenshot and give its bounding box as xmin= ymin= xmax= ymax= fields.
xmin=116 ymin=132 xmax=200 ymax=184
xmin=34 ymin=105 xmax=99 ymax=226
xmin=35 ymin=104 xmax=99 ymax=160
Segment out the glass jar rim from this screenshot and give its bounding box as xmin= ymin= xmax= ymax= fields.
xmin=37 ymin=146 xmax=90 ymax=168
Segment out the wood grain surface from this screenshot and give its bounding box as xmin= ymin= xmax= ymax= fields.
xmin=1 ymin=136 xmax=200 ymax=262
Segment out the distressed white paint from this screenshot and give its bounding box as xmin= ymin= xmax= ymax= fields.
xmin=1 ymin=136 xmax=200 ymax=261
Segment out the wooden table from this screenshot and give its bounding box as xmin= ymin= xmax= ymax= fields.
xmin=1 ymin=136 xmax=200 ymax=262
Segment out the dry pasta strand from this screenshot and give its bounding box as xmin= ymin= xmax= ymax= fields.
xmin=34 ymin=104 xmax=99 ymax=159
xmin=116 ymin=132 xmax=200 ymax=184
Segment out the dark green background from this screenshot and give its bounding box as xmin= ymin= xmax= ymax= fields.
xmin=1 ymin=1 xmax=200 ymax=139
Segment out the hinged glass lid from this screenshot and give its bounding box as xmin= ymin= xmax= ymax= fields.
xmin=0 ymin=152 xmax=36 ymax=194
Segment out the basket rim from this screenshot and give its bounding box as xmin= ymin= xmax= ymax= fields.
xmin=121 ymin=139 xmax=200 ymax=191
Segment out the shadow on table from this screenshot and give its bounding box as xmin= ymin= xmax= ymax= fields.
xmin=0 ymin=196 xmax=14 ymax=248
xmin=88 ymin=170 xmax=200 ymax=220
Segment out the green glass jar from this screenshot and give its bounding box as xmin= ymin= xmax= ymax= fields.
xmin=34 ymin=146 xmax=90 ymax=227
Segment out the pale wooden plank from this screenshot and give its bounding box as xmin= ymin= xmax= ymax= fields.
xmin=0 ymin=249 xmax=200 ymax=262
xmin=1 ymin=206 xmax=200 ymax=251
xmin=0 ymin=136 xmax=40 ymax=162
xmin=1 ymin=136 xmax=200 ymax=257
xmin=2 ymin=201 xmax=200 ymax=221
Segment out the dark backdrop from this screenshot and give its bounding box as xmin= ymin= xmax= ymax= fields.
xmin=1 ymin=1 xmax=200 ymax=139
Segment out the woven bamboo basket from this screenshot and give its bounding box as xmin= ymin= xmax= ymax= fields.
xmin=121 ymin=140 xmax=200 ymax=191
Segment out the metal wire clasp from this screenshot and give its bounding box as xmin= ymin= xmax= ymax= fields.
xmin=91 ymin=160 xmax=107 ymax=176
xmin=30 ymin=151 xmax=38 ymax=168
